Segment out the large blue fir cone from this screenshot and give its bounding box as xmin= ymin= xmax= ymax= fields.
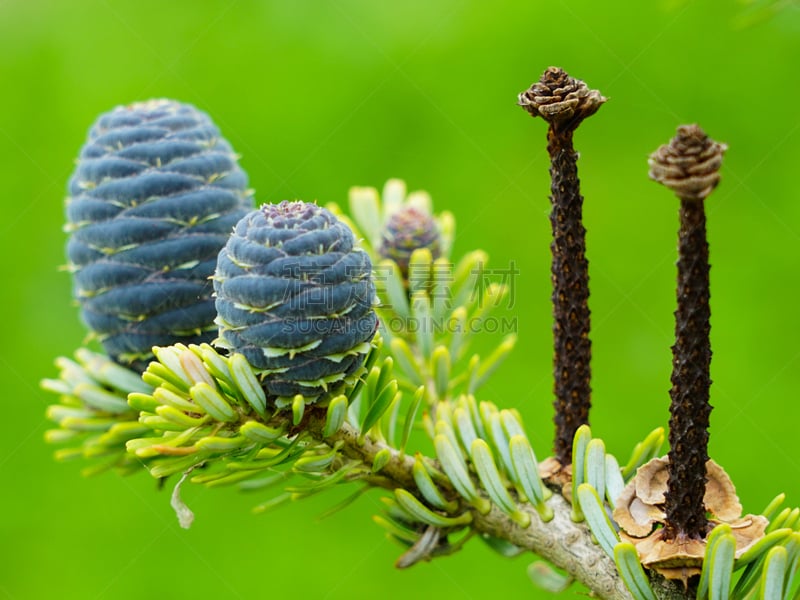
xmin=214 ymin=201 xmax=378 ymax=401
xmin=66 ymin=99 xmax=253 ymax=372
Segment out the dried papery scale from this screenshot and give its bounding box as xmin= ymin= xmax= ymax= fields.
xmin=612 ymin=456 xmax=767 ymax=585
xmin=378 ymin=205 xmax=441 ymax=276
xmin=214 ymin=201 xmax=378 ymax=403
xmin=66 ymin=99 xmax=252 ymax=372
xmin=518 ymin=67 xmax=606 ymax=465
xmin=648 ymin=124 xmax=727 ymax=543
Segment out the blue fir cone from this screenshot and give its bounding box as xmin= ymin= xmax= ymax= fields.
xmin=378 ymin=205 xmax=441 ymax=275
xmin=214 ymin=201 xmax=378 ymax=400
xmin=66 ymin=99 xmax=253 ymax=371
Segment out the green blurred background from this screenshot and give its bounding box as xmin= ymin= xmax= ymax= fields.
xmin=2 ymin=0 xmax=799 ymax=597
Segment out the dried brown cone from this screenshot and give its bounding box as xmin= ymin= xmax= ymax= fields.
xmin=649 ymin=124 xmax=727 ymax=201
xmin=649 ymin=124 xmax=726 ymax=542
xmin=518 ymin=67 xmax=606 ymax=466
xmin=518 ymin=66 xmax=607 ymax=137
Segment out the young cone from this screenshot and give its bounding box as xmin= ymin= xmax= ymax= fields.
xmin=378 ymin=205 xmax=441 ymax=276
xmin=649 ymin=124 xmax=727 ymax=540
xmin=214 ymin=201 xmax=378 ymax=403
xmin=518 ymin=67 xmax=606 ymax=465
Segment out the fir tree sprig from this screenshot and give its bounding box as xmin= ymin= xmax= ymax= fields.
xmin=330 ymin=180 xmax=517 ymax=410
xmin=43 ymin=338 xmax=800 ymax=599
xmin=41 ymin=91 xmax=800 ymax=600
xmin=117 ymin=340 xmax=634 ymax=598
xmin=41 ymin=348 xmax=152 ymax=475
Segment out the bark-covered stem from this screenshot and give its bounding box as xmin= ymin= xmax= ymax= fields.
xmin=303 ymin=411 xmax=633 ymax=599
xmin=663 ymin=198 xmax=712 ymax=541
xmin=548 ymin=127 xmax=592 ymax=465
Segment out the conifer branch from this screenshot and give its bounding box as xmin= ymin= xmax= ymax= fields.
xmin=42 ymin=90 xmax=800 ymax=600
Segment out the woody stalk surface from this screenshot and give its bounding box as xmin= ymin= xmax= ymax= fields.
xmin=518 ymin=67 xmax=606 ymax=465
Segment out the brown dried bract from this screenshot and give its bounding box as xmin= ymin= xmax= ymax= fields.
xmin=615 ymin=482 xmax=665 ymax=537
xmin=634 ymin=456 xmax=670 ymax=505
xmin=613 ymin=457 xmax=742 ymax=527
xmin=621 ymin=515 xmax=767 ymax=583
xmin=648 ymin=124 xmax=727 ymax=201
xmin=538 ymin=457 xmax=573 ymax=502
xmin=728 ymin=515 xmax=769 ymax=556
xmin=702 ymin=460 xmax=742 ymax=521
xmin=518 ymin=67 xmax=606 ymax=130
xmin=613 ymin=457 xmax=766 ymax=584
xmin=626 ymin=529 xmax=707 ymax=571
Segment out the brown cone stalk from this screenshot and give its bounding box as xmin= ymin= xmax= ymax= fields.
xmin=519 ymin=67 xmax=606 ymax=465
xmin=649 ymin=124 xmax=727 ymax=541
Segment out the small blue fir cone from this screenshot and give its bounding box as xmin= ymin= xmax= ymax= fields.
xmin=378 ymin=205 xmax=441 ymax=276
xmin=214 ymin=201 xmax=378 ymax=402
xmin=66 ymin=99 xmax=253 ymax=372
